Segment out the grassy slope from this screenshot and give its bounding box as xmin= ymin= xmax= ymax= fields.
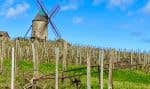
xmin=0 ymin=59 xmax=150 ymax=89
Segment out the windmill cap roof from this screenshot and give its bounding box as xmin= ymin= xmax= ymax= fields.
xmin=33 ymin=10 xmax=49 ymax=21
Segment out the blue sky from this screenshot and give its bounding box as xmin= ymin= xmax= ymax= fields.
xmin=0 ymin=0 xmax=150 ymax=50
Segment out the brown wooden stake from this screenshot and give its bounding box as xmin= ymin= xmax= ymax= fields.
xmin=118 ymin=50 xmax=120 ymax=62
xmin=31 ymin=42 xmax=39 ymax=89
xmin=62 ymin=42 xmax=67 ymax=87
xmin=76 ymin=48 xmax=79 ymax=65
xmin=63 ymin=42 xmax=67 ymax=71
xmin=108 ymin=50 xmax=113 ymax=89
xmin=138 ymin=51 xmax=141 ymax=64
xmin=79 ymin=48 xmax=82 ymax=65
xmin=15 ymin=40 xmax=19 ymax=75
xmin=55 ymin=48 xmax=59 ymax=89
xmin=0 ymin=41 xmax=4 ymax=74
xmin=148 ymin=54 xmax=150 ymax=64
xmin=130 ymin=51 xmax=133 ymax=65
xmin=87 ymin=51 xmax=91 ymax=89
xmin=99 ymin=50 xmax=104 ymax=89
xmin=144 ymin=54 xmax=146 ymax=66
xmin=146 ymin=54 xmax=148 ymax=65
xmin=32 ymin=43 xmax=38 ymax=78
xmin=3 ymin=41 xmax=5 ymax=60
xmin=11 ymin=47 xmax=15 ymax=89
xmin=123 ymin=49 xmax=126 ymax=59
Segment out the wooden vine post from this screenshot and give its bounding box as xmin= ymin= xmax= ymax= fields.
xmin=76 ymin=47 xmax=79 ymax=65
xmin=31 ymin=42 xmax=39 ymax=89
xmin=19 ymin=43 xmax=22 ymax=61
xmin=55 ymin=48 xmax=59 ymax=89
xmin=87 ymin=50 xmax=91 ymax=89
xmin=99 ymin=50 xmax=104 ymax=89
xmin=32 ymin=43 xmax=38 ymax=78
xmin=148 ymin=53 xmax=150 ymax=65
xmin=11 ymin=47 xmax=15 ymax=89
xmin=146 ymin=54 xmax=148 ymax=65
xmin=138 ymin=50 xmax=141 ymax=64
xmin=130 ymin=51 xmax=133 ymax=65
xmin=62 ymin=42 xmax=67 ymax=87
xmin=108 ymin=49 xmax=114 ymax=89
xmin=15 ymin=40 xmax=19 ymax=75
xmin=63 ymin=42 xmax=67 ymax=71
xmin=79 ymin=48 xmax=82 ymax=65
xmin=15 ymin=40 xmax=19 ymax=60
xmin=144 ymin=53 xmax=146 ymax=66
xmin=0 ymin=41 xmax=4 ymax=74
xmin=118 ymin=50 xmax=120 ymax=62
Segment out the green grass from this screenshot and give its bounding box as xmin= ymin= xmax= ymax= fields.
xmin=0 ymin=59 xmax=150 ymax=89
xmin=113 ymin=69 xmax=150 ymax=84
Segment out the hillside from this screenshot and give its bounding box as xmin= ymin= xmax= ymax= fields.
xmin=0 ymin=39 xmax=150 ymax=89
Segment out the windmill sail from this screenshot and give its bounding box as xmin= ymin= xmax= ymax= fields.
xmin=49 ymin=19 xmax=61 ymax=39
xmin=28 ymin=0 xmax=62 ymax=41
xmin=49 ymin=5 xmax=60 ymax=18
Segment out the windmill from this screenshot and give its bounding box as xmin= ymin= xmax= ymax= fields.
xmin=24 ymin=0 xmax=61 ymax=41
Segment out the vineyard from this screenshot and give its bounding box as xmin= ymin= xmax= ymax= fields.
xmin=0 ymin=39 xmax=150 ymax=89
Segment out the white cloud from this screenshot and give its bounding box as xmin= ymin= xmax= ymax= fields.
xmin=92 ymin=0 xmax=103 ymax=6
xmin=72 ymin=17 xmax=83 ymax=24
xmin=109 ymin=0 xmax=134 ymax=10
xmin=130 ymin=31 xmax=143 ymax=37
xmin=141 ymin=38 xmax=150 ymax=43
xmin=5 ymin=2 xmax=29 ymax=18
xmin=92 ymin=0 xmax=135 ymax=9
xmin=61 ymin=0 xmax=83 ymax=11
xmin=0 ymin=1 xmax=30 ymax=18
xmin=61 ymin=4 xmax=78 ymax=11
xmin=127 ymin=11 xmax=133 ymax=16
xmin=120 ymin=23 xmax=131 ymax=29
xmin=142 ymin=1 xmax=150 ymax=14
xmin=6 ymin=0 xmax=14 ymax=5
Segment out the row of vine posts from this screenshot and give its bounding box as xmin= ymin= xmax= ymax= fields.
xmin=0 ymin=39 xmax=150 ymax=89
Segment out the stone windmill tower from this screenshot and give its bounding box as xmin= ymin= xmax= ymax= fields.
xmin=32 ymin=10 xmax=49 ymax=41
xmin=24 ymin=0 xmax=61 ymax=41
